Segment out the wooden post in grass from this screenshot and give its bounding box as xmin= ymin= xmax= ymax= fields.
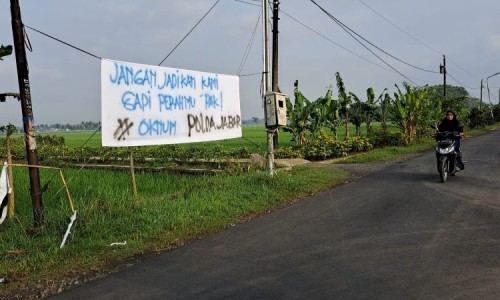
xmin=11 ymin=0 xmax=44 ymax=226
xmin=6 ymin=135 xmax=15 ymax=218
xmin=129 ymin=147 xmax=138 ymax=199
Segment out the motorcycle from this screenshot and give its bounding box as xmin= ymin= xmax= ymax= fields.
xmin=430 ymin=124 xmax=464 ymax=183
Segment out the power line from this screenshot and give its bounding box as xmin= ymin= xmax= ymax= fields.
xmin=309 ymin=0 xmax=418 ymax=85
xmin=158 ymin=0 xmax=221 ymax=66
xmin=279 ymin=7 xmax=444 ymax=87
xmin=314 ymin=1 xmax=438 ymax=74
xmin=237 ymin=8 xmax=261 ymax=75
xmin=239 ymin=72 xmax=262 ymax=77
xmin=447 ymin=72 xmax=476 ymax=89
xmin=357 ymin=0 xmax=479 ymax=80
xmin=357 ymin=0 xmax=442 ymax=56
xmin=234 ymin=0 xmax=434 ymax=85
xmin=233 ymin=0 xmax=260 ymax=7
xmin=279 ymin=9 xmax=394 ymax=74
xmin=25 ymin=25 xmax=101 ymax=60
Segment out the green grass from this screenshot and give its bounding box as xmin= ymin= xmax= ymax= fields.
xmin=336 ymin=140 xmax=435 ymax=164
xmin=38 ymin=125 xmax=296 ymax=150
xmin=0 ymin=164 xmax=348 ymax=292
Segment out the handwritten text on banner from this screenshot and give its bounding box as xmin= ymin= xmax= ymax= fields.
xmin=101 ymin=59 xmax=242 ymax=147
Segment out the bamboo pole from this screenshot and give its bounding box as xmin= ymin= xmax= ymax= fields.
xmin=59 ymin=170 xmax=75 ymax=213
xmin=6 ymin=137 xmax=15 ymax=218
xmin=8 ymin=163 xmax=62 ymax=170
xmin=8 ymin=163 xmax=75 ymax=213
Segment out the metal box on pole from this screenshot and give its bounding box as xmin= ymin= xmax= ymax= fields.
xmin=265 ymin=92 xmax=287 ymax=127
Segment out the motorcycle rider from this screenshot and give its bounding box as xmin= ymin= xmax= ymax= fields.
xmin=438 ymin=110 xmax=465 ymax=170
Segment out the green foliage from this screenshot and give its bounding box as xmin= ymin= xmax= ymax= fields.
xmin=428 ymin=84 xmax=476 ymax=111
xmin=391 ymin=83 xmax=440 ymax=144
xmin=0 ymin=124 xmax=18 ymax=136
xmin=283 ymin=81 xmax=312 ymax=146
xmin=274 ymin=146 xmax=304 ymax=159
xmin=468 ymin=107 xmax=495 ymax=128
xmin=37 ymin=135 xmax=65 ymax=146
xmin=304 ymin=130 xmax=346 ymax=160
xmin=365 ymin=87 xmax=385 ymax=136
xmin=304 ymin=130 xmax=372 ymax=160
xmin=0 ymin=44 xmax=13 ymax=60
xmin=0 ymin=164 xmax=350 ymax=294
xmin=378 ymin=93 xmax=392 ymax=131
xmin=348 ymin=136 xmax=374 ymax=152
xmin=335 ymin=72 xmax=352 ymax=140
xmin=0 ymin=136 xmax=26 ymax=160
xmin=493 ymin=104 xmax=500 ymax=122
xmin=369 ymin=128 xmax=405 ymax=147
xmin=349 ymin=92 xmax=364 ymax=136
xmin=309 ymin=86 xmax=335 ymax=138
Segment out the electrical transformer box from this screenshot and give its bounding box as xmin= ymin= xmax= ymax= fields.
xmin=265 ymin=92 xmax=287 ymax=127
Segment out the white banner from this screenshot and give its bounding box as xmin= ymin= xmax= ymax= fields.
xmin=101 ymin=59 xmax=242 ymax=147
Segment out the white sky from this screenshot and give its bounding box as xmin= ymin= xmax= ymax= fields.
xmin=1 ymin=0 xmax=500 ymax=126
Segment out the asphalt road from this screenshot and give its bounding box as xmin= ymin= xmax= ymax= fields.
xmin=51 ymin=129 xmax=500 ymax=299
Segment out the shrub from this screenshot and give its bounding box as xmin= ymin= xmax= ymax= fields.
xmin=370 ymin=129 xmax=405 ymax=147
xmin=493 ymin=104 xmax=500 ymax=122
xmin=346 ymin=136 xmax=373 ymax=152
xmin=468 ymin=107 xmax=494 ymax=128
xmin=304 ymin=130 xmax=361 ymax=160
xmin=274 ymin=146 xmax=304 ymax=159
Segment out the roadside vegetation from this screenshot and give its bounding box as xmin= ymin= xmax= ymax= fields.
xmin=1 ymin=75 xmax=499 ymax=297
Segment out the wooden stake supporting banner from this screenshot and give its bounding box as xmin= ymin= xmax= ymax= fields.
xmin=8 ymin=163 xmax=75 ymax=212
xmin=129 ymin=148 xmax=138 ymax=199
xmin=59 ymin=170 xmax=75 ymax=213
xmin=7 ymin=163 xmax=78 ymax=248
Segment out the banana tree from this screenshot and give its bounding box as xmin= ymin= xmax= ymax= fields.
xmin=309 ymin=86 xmax=333 ymax=138
xmin=335 ymin=72 xmax=352 ymax=140
xmin=366 ymin=88 xmax=387 ymax=135
xmin=391 ymin=83 xmax=430 ymax=144
xmin=348 ymin=92 xmax=363 ymax=137
xmin=379 ymin=92 xmax=392 ymax=132
xmin=326 ymin=94 xmax=342 ymax=139
xmin=284 ymin=81 xmax=311 ymax=146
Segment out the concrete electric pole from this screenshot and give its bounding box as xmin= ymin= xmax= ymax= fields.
xmin=263 ymin=0 xmax=274 ymax=177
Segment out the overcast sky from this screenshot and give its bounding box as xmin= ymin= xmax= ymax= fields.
xmin=1 ymin=0 xmax=500 ymax=126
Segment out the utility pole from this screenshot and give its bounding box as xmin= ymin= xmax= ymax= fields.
xmin=11 ymin=0 xmax=44 ymax=226
xmin=263 ymin=0 xmax=274 ymax=177
xmin=271 ymin=0 xmax=280 ymax=148
xmin=480 ymin=79 xmax=483 ymax=110
xmin=439 ymin=55 xmax=447 ymax=99
xmin=271 ymin=1 xmax=279 ymax=92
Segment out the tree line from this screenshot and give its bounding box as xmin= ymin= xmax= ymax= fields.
xmin=284 ymin=72 xmax=499 ymax=148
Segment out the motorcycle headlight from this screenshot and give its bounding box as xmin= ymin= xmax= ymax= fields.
xmin=438 ymin=147 xmax=451 ymax=154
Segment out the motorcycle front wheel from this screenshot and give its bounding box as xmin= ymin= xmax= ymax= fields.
xmin=440 ymin=157 xmax=448 ymax=183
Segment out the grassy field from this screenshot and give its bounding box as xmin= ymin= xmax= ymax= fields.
xmin=0 ymin=162 xmax=349 ymax=294
xmin=37 ymin=123 xmax=401 ymax=149
xmin=39 ymin=125 xmax=296 ymax=150
xmin=0 ymin=123 xmax=498 ymax=297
